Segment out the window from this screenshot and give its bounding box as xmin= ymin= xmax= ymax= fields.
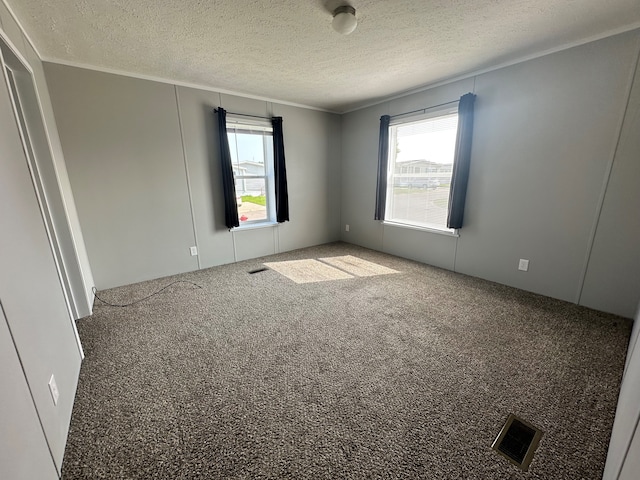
xmin=385 ymin=108 xmax=458 ymax=231
xmin=226 ymin=119 xmax=275 ymax=226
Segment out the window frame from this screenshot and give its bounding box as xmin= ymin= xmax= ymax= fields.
xmin=384 ymin=105 xmax=459 ymax=235
xmin=226 ymin=117 xmax=276 ymax=228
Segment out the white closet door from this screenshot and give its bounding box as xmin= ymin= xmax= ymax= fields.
xmin=0 ymin=306 xmax=58 ymax=480
xmin=0 ymin=44 xmax=81 ymax=473
xmin=602 ymin=305 xmax=640 ymax=479
xmin=619 ymin=422 xmax=640 ymax=479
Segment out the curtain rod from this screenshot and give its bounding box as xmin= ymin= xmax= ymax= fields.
xmin=214 ymin=108 xmax=273 ymax=120
xmin=389 ymin=99 xmax=459 ymax=120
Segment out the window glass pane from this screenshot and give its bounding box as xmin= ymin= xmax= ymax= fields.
xmin=237 ymin=178 xmax=267 ymax=223
xmin=387 ymin=113 xmax=458 ymax=230
xmin=228 ymin=128 xmax=268 ymax=177
xmin=226 ymin=120 xmax=275 ymax=226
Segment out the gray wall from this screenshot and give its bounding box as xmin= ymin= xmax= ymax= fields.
xmin=177 ymin=87 xmax=342 ymax=267
xmin=341 ymin=30 xmax=640 ymax=318
xmin=580 ymin=49 xmax=640 ymax=318
xmin=44 ymin=65 xmax=199 ymax=288
xmin=1 ymin=16 xmax=82 ymax=478
xmin=44 ymin=65 xmax=342 ymax=289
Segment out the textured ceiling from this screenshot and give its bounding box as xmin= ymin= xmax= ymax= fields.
xmin=6 ymin=0 xmax=640 ymax=112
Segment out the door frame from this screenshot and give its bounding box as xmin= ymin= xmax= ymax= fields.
xmin=0 ymin=31 xmax=84 ymax=359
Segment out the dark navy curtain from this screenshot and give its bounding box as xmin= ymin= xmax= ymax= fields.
xmin=216 ymin=108 xmax=239 ymax=229
xmin=447 ymin=93 xmax=477 ymax=229
xmin=272 ymin=117 xmax=289 ymax=223
xmin=374 ymin=115 xmax=391 ymax=220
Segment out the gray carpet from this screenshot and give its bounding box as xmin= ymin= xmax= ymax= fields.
xmin=62 ymin=242 xmax=631 ymax=479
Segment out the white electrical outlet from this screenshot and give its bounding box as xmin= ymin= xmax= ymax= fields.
xmin=48 ymin=374 xmax=59 ymax=406
xmin=345 ymin=224 xmax=350 ymax=232
xmin=189 ymin=246 xmax=198 ymax=256
xmin=518 ymin=259 xmax=530 ymax=271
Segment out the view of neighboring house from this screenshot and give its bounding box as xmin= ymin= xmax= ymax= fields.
xmin=233 ymin=161 xmax=267 ymax=195
xmin=393 ymin=159 xmax=453 ymax=188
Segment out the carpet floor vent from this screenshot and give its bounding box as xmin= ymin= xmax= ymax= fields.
xmin=492 ymin=414 xmax=543 ymax=471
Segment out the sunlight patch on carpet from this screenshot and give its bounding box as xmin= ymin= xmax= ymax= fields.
xmin=264 ymin=259 xmax=354 ymax=283
xmin=265 ymin=256 xmax=399 ymax=284
xmin=319 ymin=255 xmax=399 ymax=277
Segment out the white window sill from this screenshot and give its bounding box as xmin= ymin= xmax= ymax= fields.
xmin=382 ymin=221 xmax=459 ymax=237
xmin=232 ymin=221 xmax=278 ymax=231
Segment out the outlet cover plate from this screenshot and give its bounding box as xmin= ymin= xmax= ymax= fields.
xmin=48 ymin=374 xmax=59 ymax=406
xmin=190 ymin=246 xmax=198 ymax=256
xmin=518 ymin=259 xmax=529 ymax=271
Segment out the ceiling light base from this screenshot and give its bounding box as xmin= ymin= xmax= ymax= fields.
xmin=332 ymin=5 xmax=357 ymax=35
